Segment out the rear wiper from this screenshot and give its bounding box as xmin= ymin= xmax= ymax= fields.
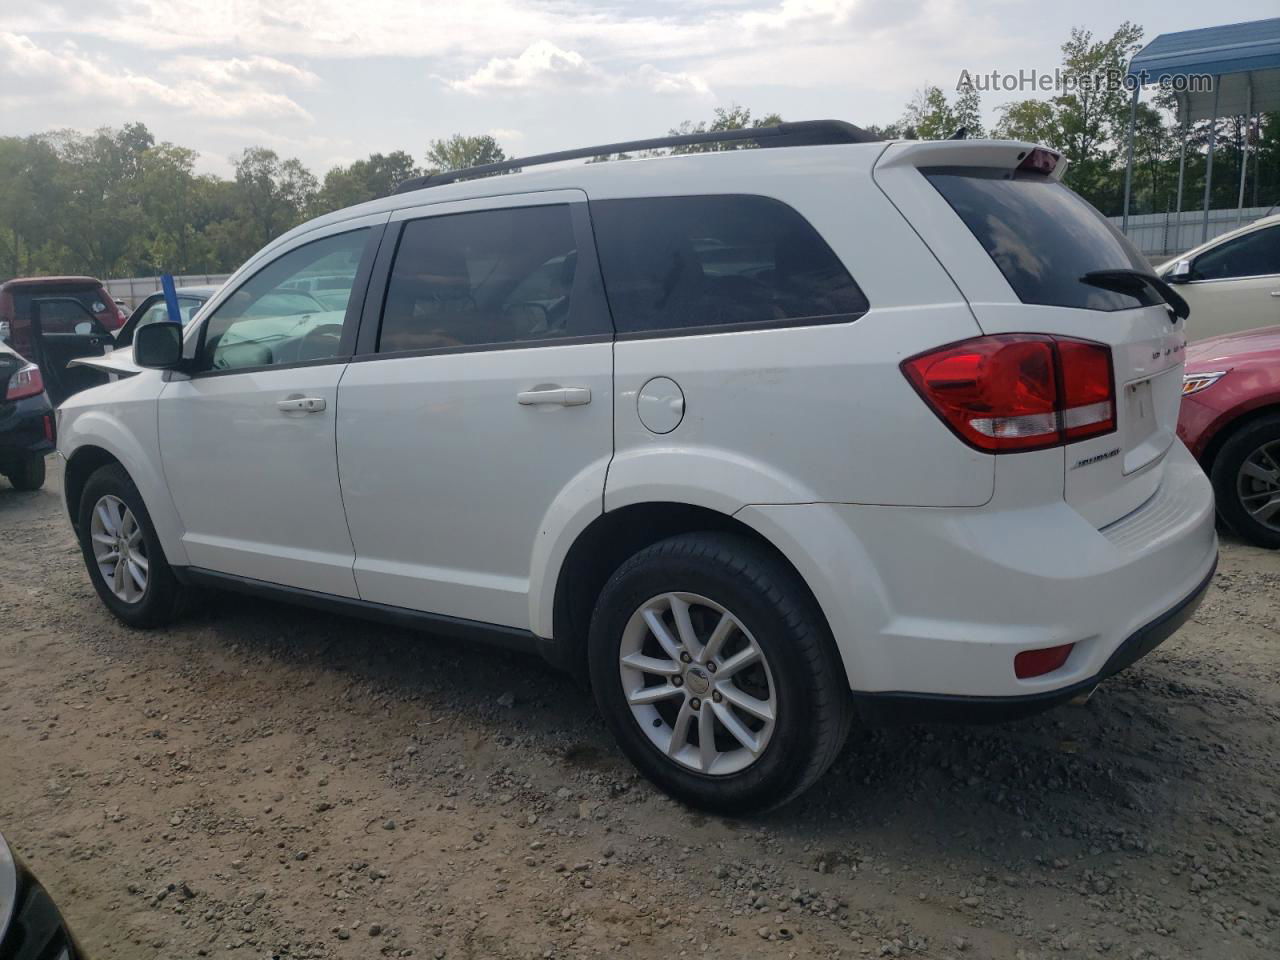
xmin=1080 ymin=269 xmax=1189 ymax=322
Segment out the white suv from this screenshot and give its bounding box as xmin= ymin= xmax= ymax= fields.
xmin=57 ymin=122 xmax=1218 ymax=813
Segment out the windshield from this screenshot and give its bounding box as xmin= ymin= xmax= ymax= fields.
xmin=925 ymin=167 xmax=1161 ymax=312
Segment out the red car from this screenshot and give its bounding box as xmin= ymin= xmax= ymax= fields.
xmin=0 ymin=276 xmax=125 ymax=404
xmin=1178 ymin=325 xmax=1280 ymax=548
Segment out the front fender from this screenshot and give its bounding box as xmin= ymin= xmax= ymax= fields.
xmin=59 ymin=379 xmax=188 ymax=567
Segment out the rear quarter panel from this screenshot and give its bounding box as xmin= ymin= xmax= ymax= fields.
xmin=597 ymin=145 xmax=993 ymax=513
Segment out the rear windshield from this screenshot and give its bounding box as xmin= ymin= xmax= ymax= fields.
xmin=925 ymin=168 xmax=1160 ymax=311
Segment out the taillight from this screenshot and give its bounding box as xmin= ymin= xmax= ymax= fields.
xmin=1018 ymin=147 xmax=1059 ymax=175
xmin=6 ymin=362 xmax=45 ymax=400
xmin=1014 ymin=643 xmax=1074 ymax=679
xmin=902 ymin=334 xmax=1115 ymax=453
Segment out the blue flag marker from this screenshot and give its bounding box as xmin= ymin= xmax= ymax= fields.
xmin=160 ymin=273 xmax=182 ymax=325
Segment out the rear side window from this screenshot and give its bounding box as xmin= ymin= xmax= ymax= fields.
xmin=378 ymin=204 xmax=605 ymax=354
xmin=925 ymin=168 xmax=1160 ymax=311
xmin=590 ymin=195 xmax=868 ymax=335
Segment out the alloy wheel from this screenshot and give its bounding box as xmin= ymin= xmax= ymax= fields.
xmin=1236 ymin=439 xmax=1280 ymax=533
xmin=618 ymin=592 xmax=777 ymax=776
xmin=90 ymin=494 xmax=149 ymax=603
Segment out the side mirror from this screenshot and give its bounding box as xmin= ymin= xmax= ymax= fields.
xmin=1166 ymin=259 xmax=1193 ymax=284
xmin=134 ymin=322 xmax=184 ymax=369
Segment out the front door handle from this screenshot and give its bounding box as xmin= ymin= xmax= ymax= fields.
xmin=516 ymin=385 xmax=591 ymax=407
xmin=277 ymin=396 xmax=326 ymax=413
xmin=1270 ymin=290 xmax=1280 ymax=297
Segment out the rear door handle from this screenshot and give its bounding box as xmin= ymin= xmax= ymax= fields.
xmin=277 ymin=396 xmax=326 ymax=413
xmin=516 ymin=386 xmax=591 ymax=407
xmin=1270 ymin=290 xmax=1280 ymax=297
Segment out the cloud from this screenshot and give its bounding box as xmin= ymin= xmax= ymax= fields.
xmin=447 ymin=40 xmax=712 ymax=97
xmin=0 ymin=32 xmax=313 ymax=122
xmin=448 ymin=40 xmax=600 ymax=93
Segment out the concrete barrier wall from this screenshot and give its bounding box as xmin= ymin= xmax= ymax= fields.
xmin=103 ymin=274 xmax=232 ymax=308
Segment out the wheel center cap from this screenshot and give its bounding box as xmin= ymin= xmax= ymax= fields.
xmin=684 ymin=666 xmax=710 ymax=696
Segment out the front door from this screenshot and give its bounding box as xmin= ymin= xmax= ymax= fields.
xmin=30 ymin=297 xmax=112 ymax=403
xmin=157 ymin=223 xmax=382 ymax=596
xmin=1180 ymin=223 xmax=1280 ymax=339
xmin=336 ymin=192 xmax=614 ymax=629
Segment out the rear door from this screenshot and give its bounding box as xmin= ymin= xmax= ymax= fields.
xmin=875 ymin=141 xmax=1186 ymax=527
xmin=335 ymin=191 xmax=614 ymax=629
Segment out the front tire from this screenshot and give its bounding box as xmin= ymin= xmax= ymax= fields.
xmin=77 ymin=463 xmax=185 ymax=627
xmin=1211 ymin=413 xmax=1280 ymax=550
xmin=5 ymin=453 xmax=46 ymax=491
xmin=588 ymin=532 xmax=852 ymax=814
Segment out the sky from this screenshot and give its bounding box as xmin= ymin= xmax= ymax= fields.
xmin=1 ymin=0 xmax=1276 ymax=179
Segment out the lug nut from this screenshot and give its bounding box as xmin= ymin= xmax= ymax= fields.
xmin=706 ymin=661 xmax=717 ymax=673
xmin=712 ymin=691 xmax=722 ymax=703
xmin=672 ymin=676 xmax=683 ymax=687
xmin=690 ymin=698 xmax=701 ymax=710
xmin=680 ymin=651 xmax=692 ymax=663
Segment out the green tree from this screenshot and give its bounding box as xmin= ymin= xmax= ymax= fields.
xmin=424 ymin=134 xmax=507 ymax=174
xmin=993 ymin=99 xmax=1060 ymax=145
xmin=233 ymin=147 xmax=318 ymax=249
xmin=668 ymin=105 xmax=784 ymax=153
xmin=314 ymin=151 xmax=421 ymax=213
xmin=901 ymin=85 xmax=984 ymax=140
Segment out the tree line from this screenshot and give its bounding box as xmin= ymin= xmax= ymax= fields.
xmin=1 ymin=21 xmax=1275 ymax=282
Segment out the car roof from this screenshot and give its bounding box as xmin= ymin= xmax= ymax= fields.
xmin=252 ymin=140 xmax=890 ymax=268
xmin=1 ymin=276 xmax=104 ymax=290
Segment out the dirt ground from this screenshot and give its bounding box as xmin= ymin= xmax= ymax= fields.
xmin=1 ymin=458 xmax=1277 ymax=960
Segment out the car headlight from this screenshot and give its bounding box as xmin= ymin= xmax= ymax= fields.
xmin=1182 ymin=371 xmax=1227 ymax=396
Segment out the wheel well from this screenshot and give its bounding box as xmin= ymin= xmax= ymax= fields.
xmin=550 ymin=502 xmax=825 ymax=682
xmin=1199 ymin=402 xmax=1280 ymax=476
xmin=64 ymin=446 xmax=123 ymax=532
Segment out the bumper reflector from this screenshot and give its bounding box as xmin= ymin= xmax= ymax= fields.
xmin=1014 ymin=643 xmax=1074 ymax=679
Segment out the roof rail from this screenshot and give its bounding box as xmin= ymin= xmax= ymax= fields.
xmin=392 ymin=119 xmax=878 ymax=195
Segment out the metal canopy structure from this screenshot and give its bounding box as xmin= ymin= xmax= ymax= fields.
xmin=1122 ymin=17 xmax=1280 ymax=241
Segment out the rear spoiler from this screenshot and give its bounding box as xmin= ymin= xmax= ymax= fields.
xmin=873 ymin=139 xmax=1069 ymax=181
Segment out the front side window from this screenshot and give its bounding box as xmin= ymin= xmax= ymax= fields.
xmin=589 ymin=194 xmax=868 ymax=335
xmin=1192 ymin=226 xmax=1280 ymax=281
xmin=199 ymin=229 xmax=369 ymax=371
xmin=378 ymin=204 xmax=588 ymax=353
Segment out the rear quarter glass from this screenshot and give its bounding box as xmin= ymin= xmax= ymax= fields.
xmin=924 ymin=167 xmax=1161 ymax=312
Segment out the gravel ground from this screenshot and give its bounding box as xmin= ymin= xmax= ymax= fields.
xmin=1 ymin=458 xmax=1277 ymax=960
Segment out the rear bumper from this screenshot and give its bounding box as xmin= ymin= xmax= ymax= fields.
xmin=851 ymin=556 xmax=1215 ymax=724
xmin=738 ymin=439 xmax=1218 ymax=704
xmin=0 ymin=395 xmax=55 ymax=465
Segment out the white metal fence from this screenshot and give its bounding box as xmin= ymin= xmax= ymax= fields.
xmin=1109 ymin=206 xmax=1273 ymax=259
xmin=103 ymin=274 xmax=232 ymax=308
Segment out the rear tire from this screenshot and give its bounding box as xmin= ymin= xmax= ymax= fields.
xmin=5 ymin=453 xmax=46 ymax=491
xmin=588 ymin=532 xmax=852 ymax=814
xmin=77 ymin=463 xmax=185 ymax=627
xmin=1211 ymin=413 xmax=1280 ymax=550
